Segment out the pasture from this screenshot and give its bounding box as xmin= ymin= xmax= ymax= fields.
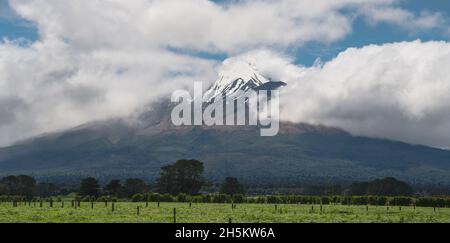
xmin=0 ymin=201 xmax=449 ymax=223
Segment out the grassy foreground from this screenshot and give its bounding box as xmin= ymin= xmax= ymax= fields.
xmin=0 ymin=202 xmax=449 ymax=223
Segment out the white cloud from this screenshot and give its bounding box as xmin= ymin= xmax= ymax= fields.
xmin=9 ymin=0 xmax=445 ymax=53
xmin=239 ymin=41 xmax=450 ymax=148
xmin=0 ymin=38 xmax=218 ymax=145
xmin=7 ymin=0 xmax=348 ymax=52
xmin=361 ymin=6 xmax=445 ymax=30
xmin=0 ymin=0 xmax=449 ymax=147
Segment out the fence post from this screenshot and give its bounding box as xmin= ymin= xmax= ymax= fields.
xmin=62 ymin=201 xmax=64 ymax=208
xmin=91 ymin=201 xmax=94 ymax=209
xmin=229 ymin=218 xmax=232 ymax=223
xmin=146 ymin=201 xmax=149 ymax=208
xmin=112 ymin=202 xmax=115 ymax=212
xmin=173 ymin=208 xmax=177 ymax=223
xmin=49 ymin=199 xmax=53 ymax=208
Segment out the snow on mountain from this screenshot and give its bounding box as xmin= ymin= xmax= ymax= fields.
xmin=203 ymin=60 xmax=272 ymax=103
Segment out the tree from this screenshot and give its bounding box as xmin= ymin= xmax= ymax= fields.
xmin=79 ymin=177 xmax=101 ymax=198
xmin=124 ymin=178 xmax=148 ymax=198
xmin=220 ymin=177 xmax=245 ymax=195
xmin=104 ymin=180 xmax=124 ymax=197
xmin=156 ymin=159 xmax=205 ymax=195
xmin=0 ymin=183 xmax=9 ymax=195
xmin=0 ymin=175 xmax=37 ymax=199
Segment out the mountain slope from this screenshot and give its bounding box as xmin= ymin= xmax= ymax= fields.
xmin=1 ymin=118 xmax=450 ymax=185
xmin=0 ymin=63 xmax=450 ymax=185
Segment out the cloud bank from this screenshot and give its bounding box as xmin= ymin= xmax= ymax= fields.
xmin=0 ymin=0 xmax=449 ymax=148
xmin=232 ymin=41 xmax=450 ymax=148
xmin=289 ymin=40 xmax=450 ymax=149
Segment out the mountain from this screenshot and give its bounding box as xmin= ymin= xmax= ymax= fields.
xmin=0 ymin=64 xmax=450 ymax=185
xmin=203 ymin=60 xmax=286 ymax=103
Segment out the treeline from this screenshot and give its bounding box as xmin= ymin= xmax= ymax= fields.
xmin=76 ymin=160 xmax=245 ymax=200
xmin=0 ymin=175 xmax=64 ymax=200
xmin=253 ymin=177 xmax=414 ymax=196
xmin=2 ymin=193 xmax=449 ymax=208
xmin=108 ymin=193 xmax=450 ymax=208
xmin=1 ymin=159 xmax=449 ymax=209
xmin=0 ymin=160 xmax=217 ymax=200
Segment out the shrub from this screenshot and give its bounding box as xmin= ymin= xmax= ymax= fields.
xmin=161 ymin=194 xmax=175 ymax=202
xmin=351 ymin=196 xmax=368 ymax=205
xmin=147 ymin=193 xmax=162 ymax=202
xmin=367 ymin=196 xmax=388 ymax=206
xmin=212 ymin=194 xmax=230 ymax=203
xmin=267 ymin=196 xmax=282 ymax=204
xmin=132 ymin=193 xmax=144 ymax=202
xmin=389 ymin=196 xmax=413 ymax=206
xmin=176 ymin=193 xmax=188 ymax=202
xmin=232 ymin=194 xmax=244 ymax=203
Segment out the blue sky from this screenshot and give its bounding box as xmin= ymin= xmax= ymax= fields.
xmin=295 ymin=0 xmax=450 ymax=65
xmin=1 ymin=0 xmax=449 ymax=65
xmin=0 ymin=0 xmax=38 ymax=41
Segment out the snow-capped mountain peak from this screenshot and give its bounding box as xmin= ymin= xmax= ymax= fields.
xmin=203 ymin=60 xmax=271 ymax=102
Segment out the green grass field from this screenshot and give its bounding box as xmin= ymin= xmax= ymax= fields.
xmin=1 ymin=202 xmax=450 ymax=223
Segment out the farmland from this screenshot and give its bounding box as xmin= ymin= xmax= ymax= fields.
xmin=0 ymin=202 xmax=449 ymax=223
